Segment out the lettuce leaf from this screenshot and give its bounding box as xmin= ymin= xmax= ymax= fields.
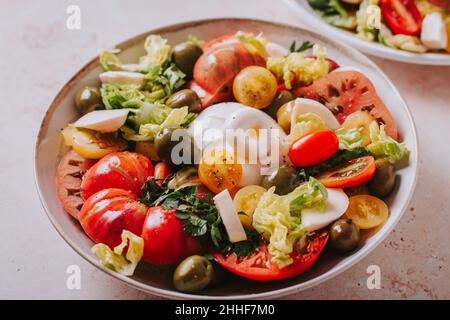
xmin=335 ymin=127 xmax=364 ymax=150
xmin=101 ymin=84 xmax=148 ymax=109
xmin=356 ymin=0 xmax=381 ymax=42
xmin=308 ymin=0 xmax=356 ymax=29
xmin=367 ymin=122 xmax=409 ymax=165
xmin=287 ymin=113 xmax=326 ymax=142
xmin=91 ymin=230 xmax=144 ymax=276
xmin=236 ymin=31 xmax=268 ymax=59
xmin=267 ymin=44 xmax=329 ymax=89
xmin=139 ymin=106 xmax=191 ymax=140
xmin=252 ymin=177 xmax=328 ymax=269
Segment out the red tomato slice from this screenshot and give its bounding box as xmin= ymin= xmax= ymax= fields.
xmin=289 ymin=130 xmax=339 ymax=167
xmin=141 ymin=206 xmax=203 ymax=265
xmin=55 ymin=150 xmax=96 ymax=220
xmin=318 ymin=156 xmax=376 ymax=189
xmin=380 ymin=0 xmax=422 ymax=35
xmin=296 ymin=71 xmax=398 ymax=140
xmin=213 ymin=231 xmax=329 ymax=281
xmin=81 ymin=151 xmax=154 ymax=200
xmin=79 ymin=188 xmax=148 ymax=248
xmin=154 ymin=162 xmax=171 ymax=185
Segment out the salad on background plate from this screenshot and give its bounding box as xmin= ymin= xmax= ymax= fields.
xmin=307 ymin=0 xmax=450 ymax=54
xmin=54 ymin=30 xmax=410 ymax=293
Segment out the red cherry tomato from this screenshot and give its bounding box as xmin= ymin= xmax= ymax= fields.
xmin=154 ymin=162 xmax=171 ymax=185
xmin=289 ymin=130 xmax=339 ymax=167
xmin=318 ymin=156 xmax=376 ymax=189
xmin=79 ymin=188 xmax=148 ymax=249
xmin=380 ymin=0 xmax=422 ymax=36
xmin=213 ymin=231 xmax=329 ymax=281
xmin=192 ymin=35 xmax=265 ymax=108
xmin=81 ymin=151 xmax=154 ymax=200
xmin=141 ymin=206 xmax=203 ymax=265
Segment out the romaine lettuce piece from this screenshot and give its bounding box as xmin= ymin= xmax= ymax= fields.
xmin=101 ymin=84 xmax=147 ymax=109
xmin=252 ymin=177 xmax=328 ymax=268
xmin=91 ymin=230 xmax=144 ymax=276
xmin=356 ymin=0 xmax=381 ymax=42
xmin=287 ymin=113 xmax=327 ymax=142
xmin=335 ymin=127 xmax=364 ymax=150
xmin=367 ymin=122 xmax=409 ymax=165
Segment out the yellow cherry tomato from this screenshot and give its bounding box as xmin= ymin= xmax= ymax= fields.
xmin=342 ymin=111 xmax=376 ymax=146
xmin=69 ymin=128 xmax=127 ymax=159
xmin=276 ymin=101 xmax=294 ymax=133
xmin=233 ymin=66 xmax=277 ymax=109
xmin=344 ymin=195 xmax=389 ymax=229
xmin=198 ymin=147 xmax=242 ymax=194
xmin=233 ymin=185 xmax=266 ymax=230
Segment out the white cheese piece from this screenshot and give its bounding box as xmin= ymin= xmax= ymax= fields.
xmin=301 ymin=188 xmax=349 ymax=232
xmin=99 ymin=71 xmax=145 ymax=87
xmin=73 ymin=109 xmax=129 ymax=133
xmin=421 ymin=13 xmax=448 ymax=50
xmin=213 ymin=189 xmax=247 ymax=243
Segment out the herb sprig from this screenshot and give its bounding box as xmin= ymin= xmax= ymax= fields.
xmin=289 ymin=40 xmax=314 ymax=53
xmin=139 ymin=180 xmax=260 ymax=256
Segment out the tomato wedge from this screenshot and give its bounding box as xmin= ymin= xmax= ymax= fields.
xmin=296 ymin=71 xmax=398 ymax=140
xmin=213 ymin=231 xmax=329 ymax=281
xmin=318 ymin=156 xmax=376 ymax=189
xmin=380 ymin=0 xmax=422 ymax=36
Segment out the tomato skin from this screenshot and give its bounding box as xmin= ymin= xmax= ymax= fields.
xmin=192 ymin=36 xmax=265 ymax=108
xmin=318 ymin=156 xmax=377 ymax=189
xmin=81 ymin=151 xmax=154 ymax=200
xmin=380 ymin=0 xmax=422 ymax=36
xmin=213 ymin=231 xmax=329 ymax=281
xmin=296 ymin=71 xmax=398 ymax=140
xmin=141 ymin=206 xmax=203 ymax=265
xmin=79 ymin=188 xmax=148 ymax=249
xmin=289 ymin=130 xmax=339 ymax=167
xmin=154 ymin=162 xmax=171 ymax=185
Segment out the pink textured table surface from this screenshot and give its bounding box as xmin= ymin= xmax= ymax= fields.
xmin=0 ymin=0 xmax=449 ymax=299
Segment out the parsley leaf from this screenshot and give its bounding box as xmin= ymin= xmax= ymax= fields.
xmin=289 ymin=40 xmax=314 ymax=53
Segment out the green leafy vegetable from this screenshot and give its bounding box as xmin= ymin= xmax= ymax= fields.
xmin=139 ymin=183 xmax=260 ymax=256
xmin=289 ymin=40 xmax=314 ymax=53
xmin=308 ymin=0 xmax=357 ymax=29
xmin=297 ymin=147 xmax=370 ymax=181
xmin=236 ymin=31 xmax=268 ymax=58
xmin=367 ymin=122 xmax=409 ymax=165
xmin=335 ymin=127 xmax=364 ymax=150
xmin=252 ymin=177 xmax=328 ymax=269
xmin=101 ymin=84 xmax=148 ymax=109
xmin=288 ymin=113 xmax=327 ymax=142
xmin=356 ymin=0 xmax=381 ymax=42
xmin=91 ymin=230 xmax=144 ymax=276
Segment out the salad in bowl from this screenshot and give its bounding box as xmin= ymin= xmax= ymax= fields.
xmin=306 ymin=0 xmax=450 ymax=54
xmin=42 ymin=21 xmax=414 ymax=297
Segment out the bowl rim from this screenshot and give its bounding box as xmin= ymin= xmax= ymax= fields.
xmin=285 ymin=0 xmax=450 ymax=66
xmin=34 ymin=17 xmax=419 ymax=300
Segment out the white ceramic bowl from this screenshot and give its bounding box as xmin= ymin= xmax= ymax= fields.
xmin=286 ymin=0 xmax=450 ymax=65
xmin=35 ymin=18 xmax=418 ymax=299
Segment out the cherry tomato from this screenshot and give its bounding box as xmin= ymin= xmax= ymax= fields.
xmin=141 ymin=206 xmax=203 ymax=265
xmin=154 ymin=162 xmax=171 ymax=185
xmin=55 ymin=150 xmax=96 ymax=219
xmin=79 ymin=188 xmax=148 ymax=248
xmin=318 ymin=156 xmax=376 ymax=189
xmin=288 ymin=130 xmax=339 ymax=167
xmin=344 ymin=195 xmax=389 ymax=229
xmin=296 ymin=71 xmax=398 ymax=140
xmin=380 ymin=0 xmax=422 ymax=36
xmin=198 ymin=147 xmax=242 ymax=194
xmin=81 ymin=151 xmax=154 ymax=200
xmin=192 ymin=35 xmax=265 ymax=108
xmin=213 ymin=231 xmax=329 ymax=281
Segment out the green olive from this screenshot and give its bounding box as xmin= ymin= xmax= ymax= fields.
xmin=154 ymin=127 xmax=196 ymax=166
xmin=166 ymin=89 xmax=202 ymax=113
xmin=330 ymin=219 xmax=360 ymax=252
xmin=172 ymin=42 xmax=203 ymax=78
xmin=263 ymin=90 xmax=295 ymax=119
xmin=167 ymin=166 xmax=200 ymax=189
xmin=75 ymin=86 xmax=103 ymax=115
xmin=173 ymin=255 xmax=214 ymax=292
xmin=368 ymin=159 xmax=396 ymax=198
xmin=262 ymin=165 xmax=301 ymax=195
